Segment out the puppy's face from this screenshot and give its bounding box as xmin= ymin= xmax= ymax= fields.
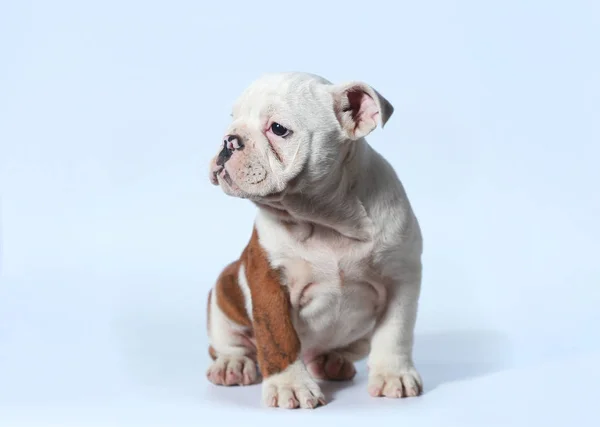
xmin=209 ymin=72 xmax=393 ymax=200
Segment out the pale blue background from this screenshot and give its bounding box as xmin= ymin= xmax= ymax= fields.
xmin=1 ymin=0 xmax=599 ymax=426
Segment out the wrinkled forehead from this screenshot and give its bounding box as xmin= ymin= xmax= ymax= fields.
xmin=232 ymin=73 xmax=333 ymax=121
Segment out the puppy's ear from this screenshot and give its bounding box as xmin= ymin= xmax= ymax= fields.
xmin=331 ymin=81 xmax=394 ymax=140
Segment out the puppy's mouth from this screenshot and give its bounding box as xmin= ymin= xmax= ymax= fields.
xmin=214 ymin=167 xmax=270 ymax=200
xmin=210 ymin=165 xmax=223 ymax=185
xmin=216 ymin=168 xmax=238 ymax=192
xmin=221 ymin=169 xmax=234 ymax=187
xmin=214 ymin=161 xmax=272 ymax=187
xmin=211 ymin=166 xmax=237 ymax=188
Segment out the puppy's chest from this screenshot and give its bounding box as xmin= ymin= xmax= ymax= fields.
xmin=271 ymin=225 xmax=371 ymax=285
xmin=258 ymin=220 xmax=384 ymax=349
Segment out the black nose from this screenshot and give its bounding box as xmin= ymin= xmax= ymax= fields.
xmin=216 ymin=135 xmax=244 ymax=166
xmin=225 ymin=134 xmax=244 ymax=150
xmin=216 ymin=141 xmax=232 ymax=166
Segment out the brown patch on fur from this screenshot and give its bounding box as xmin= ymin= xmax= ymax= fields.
xmin=208 ymin=345 xmax=217 ymax=360
xmin=242 ymin=228 xmax=300 ymax=377
xmin=215 ymin=261 xmax=252 ymax=328
xmin=207 ymin=228 xmax=300 ymax=377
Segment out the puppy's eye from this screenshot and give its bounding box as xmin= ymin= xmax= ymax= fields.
xmin=270 ymin=122 xmax=290 ymax=137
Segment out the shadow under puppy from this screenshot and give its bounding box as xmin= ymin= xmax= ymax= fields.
xmin=206 ymin=72 xmax=424 ymax=409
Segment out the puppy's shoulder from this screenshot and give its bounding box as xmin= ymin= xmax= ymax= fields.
xmin=213 ymin=224 xmax=281 ymax=327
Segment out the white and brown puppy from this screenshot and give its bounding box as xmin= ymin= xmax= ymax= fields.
xmin=206 ymin=72 xmax=423 ymax=409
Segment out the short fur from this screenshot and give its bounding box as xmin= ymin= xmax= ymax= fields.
xmin=206 ymin=72 xmax=423 ymax=409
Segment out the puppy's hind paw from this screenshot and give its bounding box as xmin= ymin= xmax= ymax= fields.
xmin=306 ymin=352 xmax=356 ymax=381
xmin=206 ymin=355 xmax=258 ymax=386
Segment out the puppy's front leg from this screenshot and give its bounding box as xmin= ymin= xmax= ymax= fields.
xmin=244 ymin=230 xmax=325 ymax=409
xmin=368 ymin=266 xmax=423 ymax=398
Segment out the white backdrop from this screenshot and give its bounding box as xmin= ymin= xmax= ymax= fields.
xmin=1 ymin=1 xmax=599 ymax=426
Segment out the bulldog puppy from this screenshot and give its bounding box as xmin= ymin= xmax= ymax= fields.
xmin=206 ymin=72 xmax=423 ymax=409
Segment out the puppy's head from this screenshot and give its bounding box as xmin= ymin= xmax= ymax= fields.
xmin=209 ymin=72 xmax=393 ymax=199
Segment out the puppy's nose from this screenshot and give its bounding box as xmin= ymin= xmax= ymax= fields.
xmin=224 ymin=134 xmax=244 ymax=151
xmin=216 ymin=135 xmax=244 ymax=167
xmin=216 ymin=141 xmax=232 ymax=166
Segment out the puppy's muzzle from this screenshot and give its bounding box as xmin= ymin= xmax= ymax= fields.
xmin=211 ymin=134 xmax=245 ymax=185
xmin=217 ymin=134 xmax=245 ymax=166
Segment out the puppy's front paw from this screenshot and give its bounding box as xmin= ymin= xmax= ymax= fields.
xmin=262 ymin=360 xmax=326 ymax=409
xmin=368 ymin=364 xmax=423 ymax=398
xmin=206 ymin=355 xmax=258 ymax=386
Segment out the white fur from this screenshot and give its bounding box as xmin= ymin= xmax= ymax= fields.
xmin=206 ymin=354 xmax=258 ymax=387
xmin=255 ymin=213 xmax=382 ymax=355
xmin=206 ymin=277 xmax=258 ymax=387
xmin=207 ymin=286 xmax=251 ymax=357
xmin=209 ymin=72 xmax=424 ymax=406
xmin=262 ymin=359 xmax=324 ymax=409
xmin=237 ymin=264 xmax=253 ymax=322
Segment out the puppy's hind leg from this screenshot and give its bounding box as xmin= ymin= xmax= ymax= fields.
xmin=206 ymin=261 xmax=258 ymax=386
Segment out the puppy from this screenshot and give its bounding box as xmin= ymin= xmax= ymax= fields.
xmin=206 ymin=72 xmax=423 ymax=409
